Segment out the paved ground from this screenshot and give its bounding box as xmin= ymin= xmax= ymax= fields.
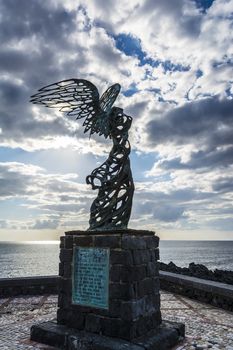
xmin=0 ymin=292 xmax=233 ymax=349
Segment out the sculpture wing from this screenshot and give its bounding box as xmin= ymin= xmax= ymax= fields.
xmin=30 ymin=79 xmax=104 ymax=135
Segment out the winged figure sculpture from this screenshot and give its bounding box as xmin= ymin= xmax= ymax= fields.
xmin=31 ymin=79 xmax=134 ymax=231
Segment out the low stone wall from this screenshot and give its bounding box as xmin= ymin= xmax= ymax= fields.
xmin=160 ymin=271 xmax=233 ymax=311
xmin=1 ymin=271 xmax=233 ymax=312
xmin=0 ymin=276 xmax=59 ymax=297
xmin=160 ymin=261 xmax=233 ymax=285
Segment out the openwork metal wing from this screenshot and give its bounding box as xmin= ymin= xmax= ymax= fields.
xmin=30 ymin=79 xmax=105 ymax=136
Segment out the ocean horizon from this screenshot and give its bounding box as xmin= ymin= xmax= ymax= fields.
xmin=0 ymin=240 xmax=233 ymax=278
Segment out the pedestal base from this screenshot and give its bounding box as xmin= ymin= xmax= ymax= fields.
xmin=31 ymin=319 xmax=185 ymax=350
xmin=31 ymin=229 xmax=185 ymax=349
xmin=57 ymin=230 xmax=163 ymax=340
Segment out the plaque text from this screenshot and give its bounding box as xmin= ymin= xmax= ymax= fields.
xmin=72 ymin=247 xmax=109 ymax=309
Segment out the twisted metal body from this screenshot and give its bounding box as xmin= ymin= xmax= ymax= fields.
xmin=86 ymin=107 xmax=134 ymax=230
xmin=30 ymin=79 xmax=134 ymax=231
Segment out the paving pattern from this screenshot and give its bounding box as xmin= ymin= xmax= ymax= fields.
xmin=0 ymin=292 xmax=232 ymax=349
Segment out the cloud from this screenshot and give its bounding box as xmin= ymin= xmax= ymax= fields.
xmin=0 ymin=1 xmax=143 ymax=152
xmin=30 ymin=219 xmax=60 ymax=230
xmin=1 ymin=0 xmax=232 ymax=153
xmin=0 ymin=220 xmax=7 ymax=229
xmin=212 ymin=176 xmax=233 ymax=193
xmin=0 ymin=161 xmax=92 ymax=229
xmin=0 ymin=0 xmax=233 ymax=237
xmin=147 ymin=96 xmax=233 ymax=146
xmin=0 ymin=0 xmax=76 ymax=45
xmin=134 ymin=200 xmax=186 ymax=223
xmin=145 ymin=96 xmax=233 ymax=188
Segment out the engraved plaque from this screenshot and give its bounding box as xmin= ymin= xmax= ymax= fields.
xmin=72 ymin=247 xmax=109 ymax=309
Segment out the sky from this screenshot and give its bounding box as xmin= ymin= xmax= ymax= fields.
xmin=0 ymin=0 xmax=233 ymax=241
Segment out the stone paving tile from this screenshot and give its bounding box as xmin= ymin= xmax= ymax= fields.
xmin=44 ymin=296 xmax=58 ymax=304
xmin=162 ymin=300 xmax=190 ymax=309
xmin=10 ymin=297 xmax=42 ymax=304
xmin=177 ymin=297 xmax=213 ymax=309
xmin=163 ymin=294 xmax=233 ymax=349
xmin=0 ymin=291 xmax=233 ymax=349
xmin=160 ymin=293 xmax=179 ymax=301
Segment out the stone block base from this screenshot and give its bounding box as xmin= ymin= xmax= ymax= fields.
xmin=31 ymin=229 xmax=185 ymax=348
xmin=31 ymin=319 xmax=185 ymax=350
xmin=58 ymin=229 xmax=162 ymax=340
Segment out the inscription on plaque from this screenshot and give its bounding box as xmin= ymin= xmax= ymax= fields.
xmin=72 ymin=247 xmax=109 ymax=309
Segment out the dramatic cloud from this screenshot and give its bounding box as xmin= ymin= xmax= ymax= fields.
xmin=0 ymin=162 xmax=92 ymax=230
xmin=147 ymin=96 xmax=233 ymax=147
xmin=0 ymin=0 xmax=232 ymax=238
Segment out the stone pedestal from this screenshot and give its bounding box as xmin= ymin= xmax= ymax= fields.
xmin=31 ymin=230 xmax=185 ymax=349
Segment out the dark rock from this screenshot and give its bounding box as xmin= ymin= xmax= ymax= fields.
xmin=68 ymin=333 xmax=143 ymax=350
xmin=109 ymin=282 xmax=136 ymax=299
xmin=108 ymin=299 xmax=121 ymax=318
xmin=214 ymin=269 xmax=233 ymax=285
xmin=31 ymin=318 xmax=184 ymax=349
xmin=59 ymin=249 xmax=73 ymax=263
xmin=120 ymin=298 xmax=146 ymax=321
xmin=74 ymin=235 xmax=93 ymax=247
xmin=122 ymin=236 xmax=147 ymax=250
xmin=110 ymin=250 xmax=133 ymax=265
xmin=85 ymin=314 xmax=103 ymax=333
xmin=59 ymin=263 xmax=64 ymax=277
xmin=149 ymin=248 xmax=160 ymax=262
xmin=101 ymin=317 xmax=122 ymax=338
xmin=58 ymin=293 xmax=71 ymax=309
xmin=137 ymin=278 xmax=155 ymax=297
xmin=143 ymin=235 xmax=159 ymax=249
xmin=147 ymin=262 xmax=159 ymax=277
xmin=60 ymin=236 xmax=65 ymax=248
xmin=145 ymin=294 xmax=160 ymax=312
xmin=94 ymin=235 xmax=121 ymax=248
xmin=109 ymin=265 xmax=122 ymax=282
xmin=132 ymin=250 xmax=150 ymax=264
xmin=57 ymin=307 xmax=70 ymax=324
xmin=63 ymin=262 xmax=72 ymax=278
xmin=134 ymin=311 xmax=162 ymax=338
xmin=159 ymin=261 xmax=233 ymax=286
xmin=59 ymin=278 xmax=72 ymax=295
xmin=189 ymin=262 xmax=212 ymax=278
xmin=67 ymin=311 xmax=85 ymax=330
xmin=65 ymin=236 xmax=74 ymax=249
xmin=121 ymin=265 xmax=147 ymax=282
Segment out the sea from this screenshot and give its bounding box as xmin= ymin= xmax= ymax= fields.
xmin=0 ymin=240 xmax=233 ymax=278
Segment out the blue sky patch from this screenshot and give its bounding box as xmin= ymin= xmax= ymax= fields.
xmin=114 ymin=33 xmax=143 ymax=59
xmin=0 ymin=147 xmax=29 ymax=163
xmin=122 ymin=83 xmax=139 ymax=97
xmin=194 ymin=0 xmax=215 ymax=12
xmin=114 ymin=33 xmax=190 ymax=73
xmin=196 ymin=69 xmax=203 ymax=78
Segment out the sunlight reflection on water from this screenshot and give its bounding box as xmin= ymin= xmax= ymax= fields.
xmin=159 ymin=240 xmax=233 ymax=271
xmin=0 ymin=240 xmax=232 ymax=278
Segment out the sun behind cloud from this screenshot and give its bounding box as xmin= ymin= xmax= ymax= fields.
xmin=0 ymin=0 xmax=233 ymax=240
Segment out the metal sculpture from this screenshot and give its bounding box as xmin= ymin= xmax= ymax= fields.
xmin=30 ymin=79 xmax=134 ymax=231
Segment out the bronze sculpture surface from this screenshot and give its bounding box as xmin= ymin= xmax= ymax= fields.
xmin=31 ymin=79 xmax=134 ymax=230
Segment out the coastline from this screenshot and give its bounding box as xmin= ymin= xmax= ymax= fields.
xmin=1 ymin=240 xmax=233 ymax=278
xmin=160 ymin=261 xmax=233 ymax=285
